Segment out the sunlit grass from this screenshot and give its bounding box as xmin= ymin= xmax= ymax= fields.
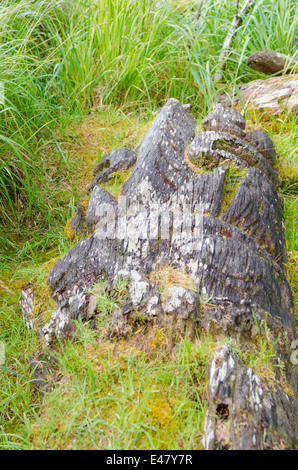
xmin=1 ymin=0 xmax=297 ymax=257
xmin=0 ymin=0 xmax=297 ymax=451
xmin=25 ymin=322 xmax=213 ymax=450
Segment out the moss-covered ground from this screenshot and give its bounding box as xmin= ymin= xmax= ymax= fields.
xmin=0 ymin=0 xmax=297 ymax=451
xmin=1 ymin=102 xmax=297 ymax=449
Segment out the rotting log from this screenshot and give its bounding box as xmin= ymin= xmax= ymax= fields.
xmin=219 ymin=73 xmax=298 ymax=115
xmin=21 ymin=99 xmax=297 ymax=449
xmin=247 ymin=51 xmax=298 ymax=76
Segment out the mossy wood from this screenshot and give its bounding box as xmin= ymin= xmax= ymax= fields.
xmin=21 ymin=99 xmax=297 ymax=450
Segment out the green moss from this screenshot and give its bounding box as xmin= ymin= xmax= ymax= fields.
xmin=149 ymin=265 xmax=197 ymax=303
xmin=149 ymin=328 xmax=166 ymax=349
xmin=184 ymin=148 xmax=210 ymax=175
xmin=64 ymin=217 xmax=75 ymax=240
xmin=219 ymin=164 xmax=247 ymax=216
xmin=147 ymin=396 xmax=173 ymax=428
xmin=79 ymin=194 xmax=91 ymax=215
xmin=101 ymin=167 xmax=134 ymax=199
xmin=61 ymin=111 xmax=146 ymax=196
xmin=28 ymin=258 xmax=60 ymax=333
xmin=32 ymin=286 xmax=56 ymax=324
xmin=27 ymin=326 xmax=212 ymax=450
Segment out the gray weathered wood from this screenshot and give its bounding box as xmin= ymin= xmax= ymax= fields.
xmin=219 ymin=74 xmax=298 ymax=115
xmin=21 ymin=99 xmax=297 ymax=449
xmin=247 ymin=50 xmax=298 ymax=75
xmin=203 ymin=345 xmax=297 ymax=450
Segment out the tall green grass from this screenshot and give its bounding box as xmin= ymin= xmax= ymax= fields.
xmin=0 ymin=0 xmax=297 ymax=449
xmin=0 ymin=0 xmax=70 ymax=258
xmin=0 ymin=0 xmax=297 ymax=259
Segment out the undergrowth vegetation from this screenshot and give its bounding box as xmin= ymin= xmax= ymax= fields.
xmin=26 ymin=324 xmax=212 ymax=450
xmin=0 ymin=0 xmax=297 ymax=257
xmin=0 ymin=0 xmax=297 ymax=450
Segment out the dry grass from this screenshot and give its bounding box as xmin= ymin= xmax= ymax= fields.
xmin=150 ymin=266 xmax=197 ymax=302
xmin=60 ymin=109 xmax=145 ymax=196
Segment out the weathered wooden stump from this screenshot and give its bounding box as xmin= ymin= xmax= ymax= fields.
xmin=219 ymin=74 xmax=298 ymax=115
xmin=21 ymin=99 xmax=297 ymax=449
xmin=247 ymin=51 xmax=298 ymax=75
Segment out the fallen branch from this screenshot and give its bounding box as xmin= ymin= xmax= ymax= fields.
xmin=214 ymin=0 xmax=256 ymax=82
xmin=193 ymin=1 xmax=204 ymax=23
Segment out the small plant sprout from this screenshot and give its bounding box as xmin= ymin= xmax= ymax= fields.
xmin=88 ymin=276 xmax=130 ymax=315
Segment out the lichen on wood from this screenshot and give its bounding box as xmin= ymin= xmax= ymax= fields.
xmin=21 ymin=98 xmax=297 ymax=450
